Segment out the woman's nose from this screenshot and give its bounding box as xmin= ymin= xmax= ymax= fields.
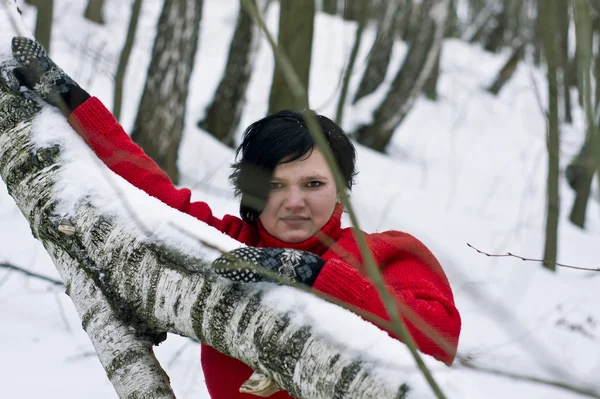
xmin=284 ymin=187 xmax=304 ymax=209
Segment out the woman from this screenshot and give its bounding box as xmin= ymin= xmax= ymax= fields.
xmin=10 ymin=37 xmax=461 ymax=398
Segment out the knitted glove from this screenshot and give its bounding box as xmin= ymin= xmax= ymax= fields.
xmin=11 ymin=36 xmax=90 ymax=115
xmin=213 ymin=247 xmax=325 ymax=286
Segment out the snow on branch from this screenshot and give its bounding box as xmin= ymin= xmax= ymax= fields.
xmin=0 ymin=57 xmax=418 ymax=399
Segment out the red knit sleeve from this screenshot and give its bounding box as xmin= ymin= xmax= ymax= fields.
xmin=67 ymin=97 xmax=255 ymax=244
xmin=312 ymin=231 xmax=461 ymax=365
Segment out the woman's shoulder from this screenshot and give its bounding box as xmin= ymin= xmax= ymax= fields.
xmin=335 ymin=227 xmax=439 ymax=265
xmin=337 ymin=227 xmax=427 ymax=247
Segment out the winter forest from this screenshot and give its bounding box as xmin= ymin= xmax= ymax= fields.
xmin=0 ymin=0 xmax=598 ymax=398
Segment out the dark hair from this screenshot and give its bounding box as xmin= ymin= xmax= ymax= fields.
xmin=229 ymin=109 xmax=357 ymax=224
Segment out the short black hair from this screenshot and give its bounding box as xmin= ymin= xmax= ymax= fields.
xmin=229 ymin=109 xmax=357 ymax=224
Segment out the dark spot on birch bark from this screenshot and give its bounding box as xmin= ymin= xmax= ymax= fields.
xmin=237 ymin=291 xmax=261 ymax=336
xmin=208 ymin=283 xmax=247 ymax=355
xmin=191 ymin=278 xmax=213 ymax=343
xmin=332 ymin=360 xmax=362 ymax=399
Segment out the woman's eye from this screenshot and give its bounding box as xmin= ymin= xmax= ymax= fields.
xmin=270 ymin=182 xmax=283 ymax=190
xmin=306 ymin=181 xmax=323 ymax=188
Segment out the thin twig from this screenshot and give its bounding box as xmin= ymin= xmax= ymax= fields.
xmin=240 ymin=1 xmax=448 ymax=398
xmin=458 ymin=359 xmax=600 ymax=399
xmin=0 ymin=262 xmax=65 ymax=286
xmin=467 ymin=243 xmax=600 ymax=272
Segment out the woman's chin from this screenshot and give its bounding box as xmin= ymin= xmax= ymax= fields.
xmin=278 ymin=230 xmax=311 ymax=244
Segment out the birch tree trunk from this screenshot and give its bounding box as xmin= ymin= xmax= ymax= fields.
xmin=355 ymin=0 xmax=448 ymax=152
xmin=198 ymin=0 xmax=266 ymax=148
xmin=131 ymin=0 xmax=203 ymax=184
xmin=0 ymin=76 xmax=413 ymax=399
xmin=0 ymin=68 xmax=175 ymax=398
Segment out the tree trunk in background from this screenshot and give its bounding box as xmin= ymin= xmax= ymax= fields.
xmin=533 ymin=0 xmax=544 ymax=65
xmin=113 ymin=0 xmax=143 ymax=122
xmin=342 ymin=0 xmax=364 ymax=21
xmin=25 ymin=0 xmax=54 ymax=53
xmin=423 ymin=51 xmax=441 ymax=100
xmin=542 ymin=0 xmax=560 ymax=272
xmin=463 ymin=0 xmax=497 ymax=43
xmin=503 ymin=0 xmax=523 ymax=46
xmin=0 ymin=83 xmax=413 ymax=399
xmin=322 ymin=0 xmax=338 ymax=15
xmin=486 ymin=42 xmax=525 ymax=95
xmin=131 ymin=0 xmax=204 ymax=184
xmin=199 ymin=0 xmax=266 ymax=148
xmin=84 ymin=0 xmax=106 ymax=24
xmin=335 ymin=0 xmax=369 ymax=126
xmin=568 ymin=0 xmax=596 ymax=229
xmin=483 ymin=6 xmax=507 ymax=52
xmin=355 ymin=0 xmax=448 ymax=152
xmin=268 ymin=0 xmax=315 ymax=114
xmin=482 ymin=0 xmax=524 ymax=53
xmin=353 ymin=0 xmax=401 ymax=104
xmin=445 ymin=0 xmax=460 ymax=38
xmin=400 ymin=0 xmax=420 ymax=43
xmin=557 ymin=0 xmax=572 ymax=123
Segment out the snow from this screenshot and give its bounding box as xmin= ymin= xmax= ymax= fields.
xmin=1 ymin=0 xmax=599 ymax=398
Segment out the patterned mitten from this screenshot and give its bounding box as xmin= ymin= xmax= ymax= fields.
xmin=212 ymin=247 xmax=325 ymax=286
xmin=11 ymin=36 xmax=89 ymax=115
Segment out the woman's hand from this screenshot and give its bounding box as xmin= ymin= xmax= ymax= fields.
xmin=11 ymin=36 xmax=89 ymax=116
xmin=212 ymin=247 xmax=325 ymax=286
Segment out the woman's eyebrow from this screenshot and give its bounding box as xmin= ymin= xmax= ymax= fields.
xmin=303 ymin=174 xmax=329 ymax=180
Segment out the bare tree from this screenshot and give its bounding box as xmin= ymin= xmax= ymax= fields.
xmin=486 ymin=42 xmax=525 ymax=95
xmin=567 ymin=0 xmax=597 ymax=229
xmin=24 ymin=0 xmax=53 ymax=53
xmin=353 ymin=0 xmax=401 ymax=104
xmin=355 ymin=0 xmax=448 ymax=152
xmin=131 ymin=0 xmax=204 ymax=184
xmin=322 ymin=0 xmax=338 ymax=15
xmin=542 ymin=0 xmax=560 ymax=271
xmin=198 ymin=0 xmax=267 ymax=148
xmin=84 ymin=0 xmax=105 ymax=24
xmin=335 ymin=0 xmax=369 ymax=125
xmin=113 ymin=0 xmax=143 ymax=122
xmin=557 ymin=0 xmax=573 ymax=123
xmin=268 ymin=0 xmax=315 ymax=113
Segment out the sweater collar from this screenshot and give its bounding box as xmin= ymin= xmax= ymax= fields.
xmin=256 ymin=204 xmax=343 ymax=255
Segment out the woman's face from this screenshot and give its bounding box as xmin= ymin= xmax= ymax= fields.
xmin=259 ymin=148 xmax=338 ymax=243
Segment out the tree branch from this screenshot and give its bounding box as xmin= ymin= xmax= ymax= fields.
xmin=467 ymin=243 xmax=600 ymax=272
xmin=0 ymin=262 xmax=65 ymax=286
xmin=458 ymin=359 xmax=600 ymax=399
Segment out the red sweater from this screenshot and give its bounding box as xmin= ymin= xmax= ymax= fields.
xmin=69 ymin=97 xmax=461 ymax=399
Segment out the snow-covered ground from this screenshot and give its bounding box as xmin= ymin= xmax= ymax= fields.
xmin=0 ymin=0 xmax=598 ymax=398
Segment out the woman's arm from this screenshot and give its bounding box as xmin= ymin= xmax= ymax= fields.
xmin=10 ymin=36 xmax=253 ymax=242
xmin=312 ymin=231 xmax=461 ymax=365
xmin=68 ymin=97 xmax=254 ymax=241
